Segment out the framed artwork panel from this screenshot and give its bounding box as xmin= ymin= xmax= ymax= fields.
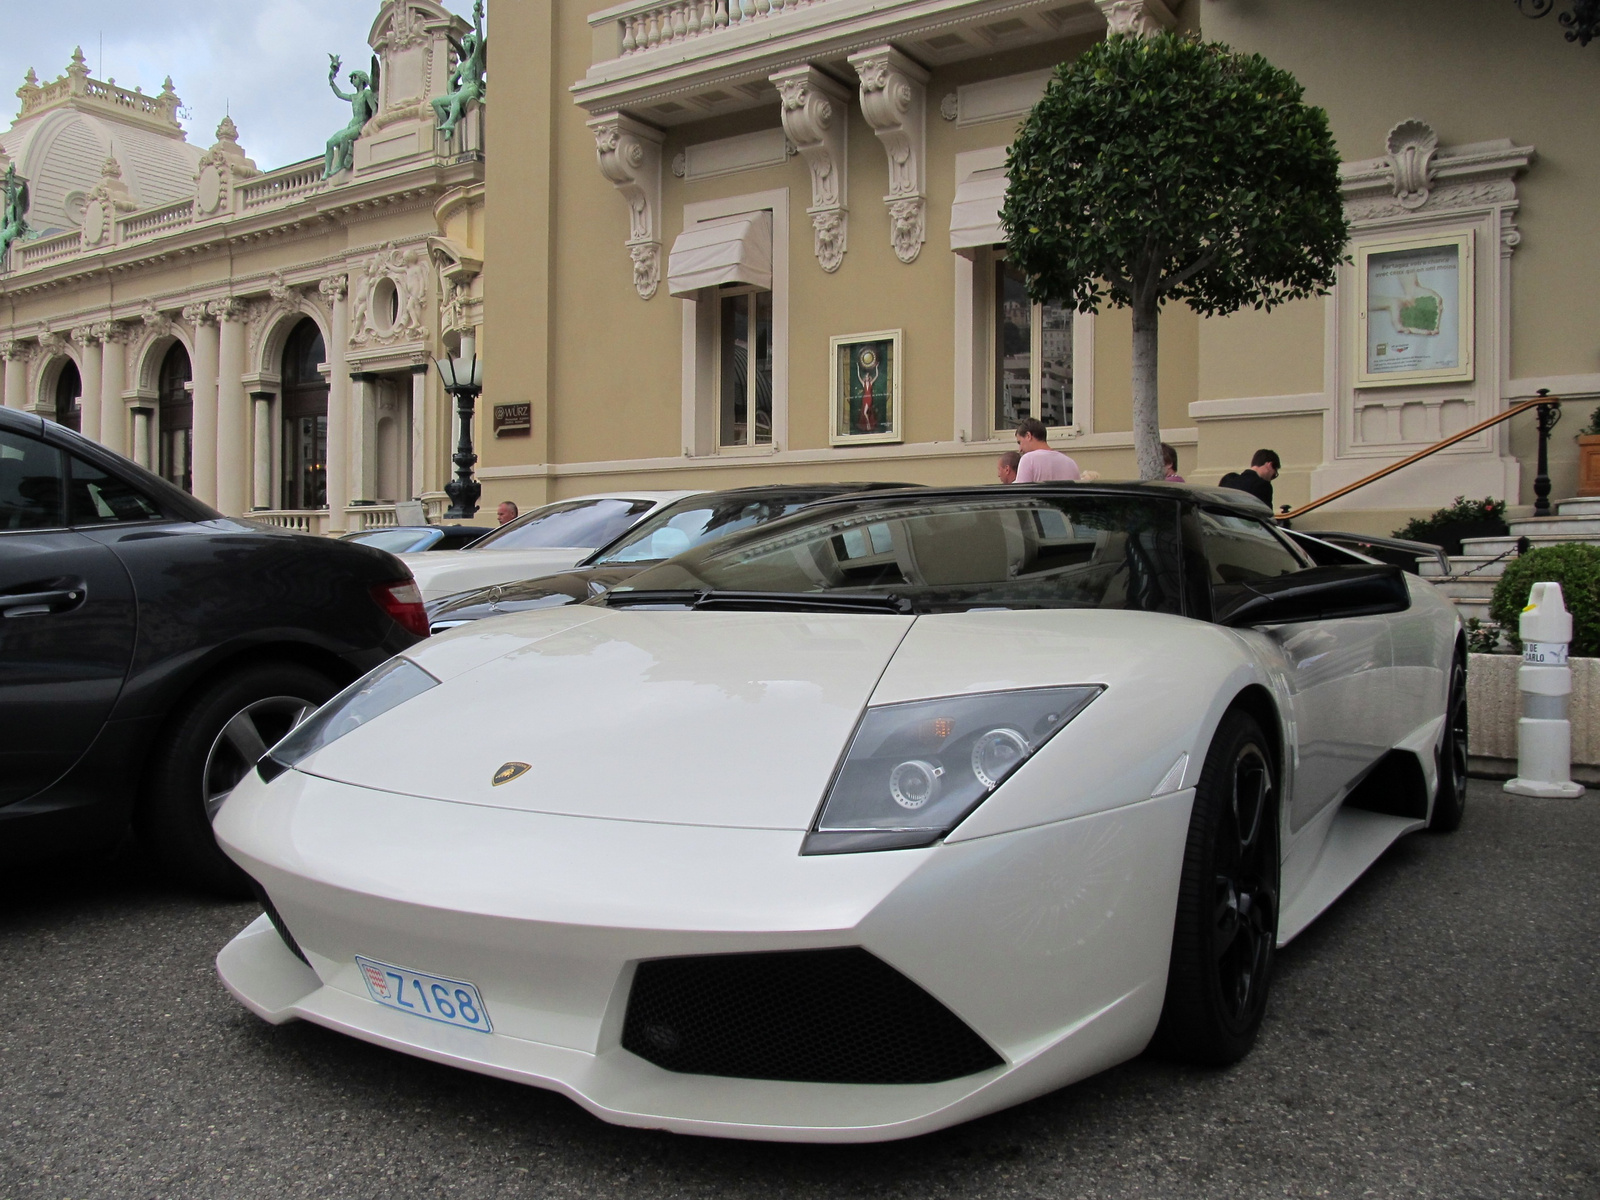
xmin=1357 ymin=231 xmax=1474 ymax=387
xmin=830 ymin=329 xmax=903 ymax=446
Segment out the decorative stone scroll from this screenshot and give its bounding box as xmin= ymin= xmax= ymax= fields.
xmin=1094 ymin=0 xmax=1175 ymax=36
xmin=1385 ymin=119 xmax=1439 ymax=211
xmin=771 ymin=64 xmax=850 ymax=273
xmin=589 ymin=112 xmax=666 ymax=300
xmin=849 ymin=46 xmax=928 ymax=265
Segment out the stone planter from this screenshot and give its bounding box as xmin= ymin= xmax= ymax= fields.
xmin=1466 ymin=651 xmax=1600 ymax=784
xmin=1577 ymin=433 xmax=1600 ymax=497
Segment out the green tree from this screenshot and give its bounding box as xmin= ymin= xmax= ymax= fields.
xmin=1001 ymin=32 xmax=1348 ymax=480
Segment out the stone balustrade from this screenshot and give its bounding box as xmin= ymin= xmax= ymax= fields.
xmin=596 ymin=0 xmax=831 ymax=58
xmin=239 ymin=161 xmax=325 ymax=211
xmin=14 ymin=230 xmax=83 ymax=270
xmin=119 ymin=199 xmax=194 ymax=242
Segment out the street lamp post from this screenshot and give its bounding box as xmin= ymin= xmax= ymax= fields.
xmin=435 ymin=332 xmax=484 ymax=519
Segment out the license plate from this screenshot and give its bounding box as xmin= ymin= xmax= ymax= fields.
xmin=355 ymin=956 xmax=492 ymax=1033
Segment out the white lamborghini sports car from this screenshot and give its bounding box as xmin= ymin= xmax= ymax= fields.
xmin=215 ymin=484 xmax=1466 ymax=1143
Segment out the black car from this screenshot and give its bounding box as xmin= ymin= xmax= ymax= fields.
xmin=0 ymin=407 xmax=425 ymax=893
xmin=339 ymin=524 xmax=495 ymax=553
xmin=426 ymin=483 xmax=915 ymax=632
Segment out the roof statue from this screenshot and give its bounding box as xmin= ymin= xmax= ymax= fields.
xmin=323 ymin=52 xmax=381 ymax=180
xmin=0 ymin=163 xmax=29 ymax=264
xmin=432 ymin=0 xmax=486 ymax=141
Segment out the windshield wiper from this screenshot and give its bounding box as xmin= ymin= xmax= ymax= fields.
xmin=602 ymin=589 xmax=913 ymax=615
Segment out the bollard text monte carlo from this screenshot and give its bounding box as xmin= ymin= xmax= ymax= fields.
xmin=214 ymin=484 xmax=1467 ymax=1142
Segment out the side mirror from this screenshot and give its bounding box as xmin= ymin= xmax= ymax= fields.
xmin=1214 ymin=564 xmax=1410 ymax=627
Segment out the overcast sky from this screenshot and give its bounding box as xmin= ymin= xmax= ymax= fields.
xmin=2 ymin=0 xmax=479 ymax=172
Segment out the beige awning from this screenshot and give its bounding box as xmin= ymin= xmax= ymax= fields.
xmin=949 ymin=166 xmax=1009 ymax=256
xmin=667 ymin=210 xmax=773 ymax=297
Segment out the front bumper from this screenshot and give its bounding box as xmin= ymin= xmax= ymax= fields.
xmin=215 ymin=769 xmax=1192 ymax=1142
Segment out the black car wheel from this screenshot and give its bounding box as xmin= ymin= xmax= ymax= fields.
xmin=1429 ymin=656 xmax=1469 ymax=833
xmin=138 ymin=663 xmax=337 ymax=896
xmin=1152 ymin=708 xmax=1280 ymax=1066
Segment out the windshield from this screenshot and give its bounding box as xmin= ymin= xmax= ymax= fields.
xmin=347 ymin=528 xmax=438 ymax=553
xmin=596 ymin=494 xmax=839 ymax=564
xmin=471 ymin=497 xmax=655 ymax=550
xmin=611 ymin=493 xmax=1186 ymax=614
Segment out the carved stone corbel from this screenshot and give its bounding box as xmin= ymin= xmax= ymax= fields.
xmin=181 ymin=301 xmax=214 ymax=327
xmin=589 ymin=112 xmax=666 ymax=300
xmin=849 ymin=46 xmax=928 ymax=265
xmin=1095 ymin=0 xmax=1176 ymax=36
xmin=208 ymin=297 xmax=245 ymax=323
xmin=772 ymin=65 xmax=850 ymax=273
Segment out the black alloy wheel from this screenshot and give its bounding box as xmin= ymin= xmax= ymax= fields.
xmin=1152 ymin=708 xmax=1280 ymax=1066
xmin=137 ymin=663 xmax=337 ymax=896
xmin=1429 ymin=656 xmax=1469 ymax=833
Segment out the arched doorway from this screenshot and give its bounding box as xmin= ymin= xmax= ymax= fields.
xmin=157 ymin=342 xmax=193 ymax=493
xmin=281 ymin=318 xmax=328 ymax=510
xmin=54 ymin=360 xmax=82 ymax=432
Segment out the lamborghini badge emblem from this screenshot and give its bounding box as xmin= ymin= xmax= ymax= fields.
xmin=492 ymin=762 xmax=531 ymax=786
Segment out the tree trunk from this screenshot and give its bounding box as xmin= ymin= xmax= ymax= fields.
xmin=1131 ymin=294 xmax=1162 ymax=482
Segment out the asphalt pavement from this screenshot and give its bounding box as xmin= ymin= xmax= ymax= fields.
xmin=2 ymin=780 xmax=1596 ymax=1200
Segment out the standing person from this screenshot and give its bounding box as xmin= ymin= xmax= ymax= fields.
xmin=1161 ymin=443 xmax=1185 ymax=482
xmin=496 ymin=500 xmax=519 ymax=526
xmin=1219 ymin=449 xmax=1280 ymax=508
xmin=1013 ymin=418 xmax=1081 ymax=482
xmin=997 ymin=450 xmax=1021 ymax=484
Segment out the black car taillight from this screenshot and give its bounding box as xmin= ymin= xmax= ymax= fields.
xmin=372 ymin=579 xmax=429 ymax=638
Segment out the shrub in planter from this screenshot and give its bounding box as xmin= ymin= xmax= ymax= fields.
xmin=1393 ymin=496 xmax=1509 ymax=556
xmin=1489 ymin=542 xmax=1600 ymax=657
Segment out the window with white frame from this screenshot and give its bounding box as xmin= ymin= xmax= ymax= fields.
xmin=716 ymin=286 xmax=773 ymax=447
xmin=993 ymin=256 xmax=1073 ymax=435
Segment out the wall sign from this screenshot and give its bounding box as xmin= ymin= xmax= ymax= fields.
xmin=493 ymin=402 xmax=530 ymax=437
xmin=1357 ymin=231 xmax=1474 ymax=387
xmin=829 ymin=329 xmax=904 ymax=446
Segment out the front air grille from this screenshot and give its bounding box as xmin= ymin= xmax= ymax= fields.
xmin=621 ymin=947 xmax=1003 ymax=1085
xmin=246 ymin=877 xmax=310 ymax=967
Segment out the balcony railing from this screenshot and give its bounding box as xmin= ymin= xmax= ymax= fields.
xmin=599 ymin=0 xmax=832 ymax=57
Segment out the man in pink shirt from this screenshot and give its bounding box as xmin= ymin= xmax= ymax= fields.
xmin=1012 ymin=418 xmax=1081 ymax=482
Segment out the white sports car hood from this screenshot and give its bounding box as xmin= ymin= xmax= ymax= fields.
xmin=297 ymin=609 xmax=916 ymax=829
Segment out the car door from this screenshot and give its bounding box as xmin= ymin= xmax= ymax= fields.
xmin=1199 ymin=508 xmax=1395 ymax=831
xmin=0 ymin=427 xmax=138 ymax=806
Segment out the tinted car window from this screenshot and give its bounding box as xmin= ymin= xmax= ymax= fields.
xmin=67 ymin=454 xmax=163 ymax=525
xmin=1199 ymin=510 xmax=1303 ymax=584
xmin=597 ymin=496 xmax=826 ymax=564
xmin=473 ymin=498 xmax=654 ymax=550
xmin=0 ymin=431 xmax=67 ymax=530
xmin=616 ymin=495 xmax=1185 ymax=614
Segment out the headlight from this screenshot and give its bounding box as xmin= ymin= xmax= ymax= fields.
xmin=257 ymin=657 xmax=439 ymax=782
xmin=803 ymin=686 xmax=1101 ymax=854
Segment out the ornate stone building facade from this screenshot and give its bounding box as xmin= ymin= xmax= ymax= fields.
xmin=0 ymin=0 xmax=486 ymax=534
xmin=479 ymin=0 xmax=1598 ymax=534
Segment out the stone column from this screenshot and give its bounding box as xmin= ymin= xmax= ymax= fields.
xmin=349 ymin=371 xmax=378 ymax=503
xmin=212 ymin=300 xmax=248 ymax=516
xmin=319 ymin=276 xmax=350 ymax=530
xmin=75 ymin=326 xmax=105 ymax=443
xmin=132 ymin=408 xmax=153 ymax=470
xmin=98 ymin=325 xmax=129 ymax=457
xmin=184 ymin=304 xmax=220 ymax=507
xmin=1 ymin=342 xmax=26 ymax=410
xmin=410 ymin=364 xmax=429 ymax=499
xmin=251 ymin=391 xmax=274 ymax=510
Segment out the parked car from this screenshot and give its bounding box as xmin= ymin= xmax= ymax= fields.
xmin=339 ymin=525 xmax=494 ymax=554
xmin=0 ymin=406 xmax=426 ymax=894
xmin=400 ymin=492 xmax=696 ymax=602
xmin=425 ymin=483 xmax=916 ymax=632
xmin=218 ymin=483 xmax=1464 ymax=1142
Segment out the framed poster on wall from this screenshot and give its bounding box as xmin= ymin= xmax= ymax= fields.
xmin=830 ymin=329 xmax=903 ymax=446
xmin=1357 ymin=231 xmax=1474 ymax=387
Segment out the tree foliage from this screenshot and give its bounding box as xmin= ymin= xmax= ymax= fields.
xmin=1001 ymin=33 xmax=1349 ymax=320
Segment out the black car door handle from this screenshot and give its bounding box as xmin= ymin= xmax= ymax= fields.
xmin=0 ymin=587 xmax=86 ymax=617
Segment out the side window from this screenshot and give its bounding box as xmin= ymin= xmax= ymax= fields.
xmin=1199 ymin=509 xmax=1304 ymax=585
xmin=0 ymin=431 xmax=67 ymax=531
xmin=67 ymin=454 xmax=162 ymax=525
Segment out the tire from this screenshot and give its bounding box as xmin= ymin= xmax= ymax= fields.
xmin=1429 ymin=656 xmax=1469 ymax=833
xmin=137 ymin=662 xmax=336 ymax=896
xmin=1151 ymin=708 xmax=1280 ymax=1066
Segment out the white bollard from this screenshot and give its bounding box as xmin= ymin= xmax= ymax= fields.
xmin=1504 ymin=581 xmax=1586 ymax=798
